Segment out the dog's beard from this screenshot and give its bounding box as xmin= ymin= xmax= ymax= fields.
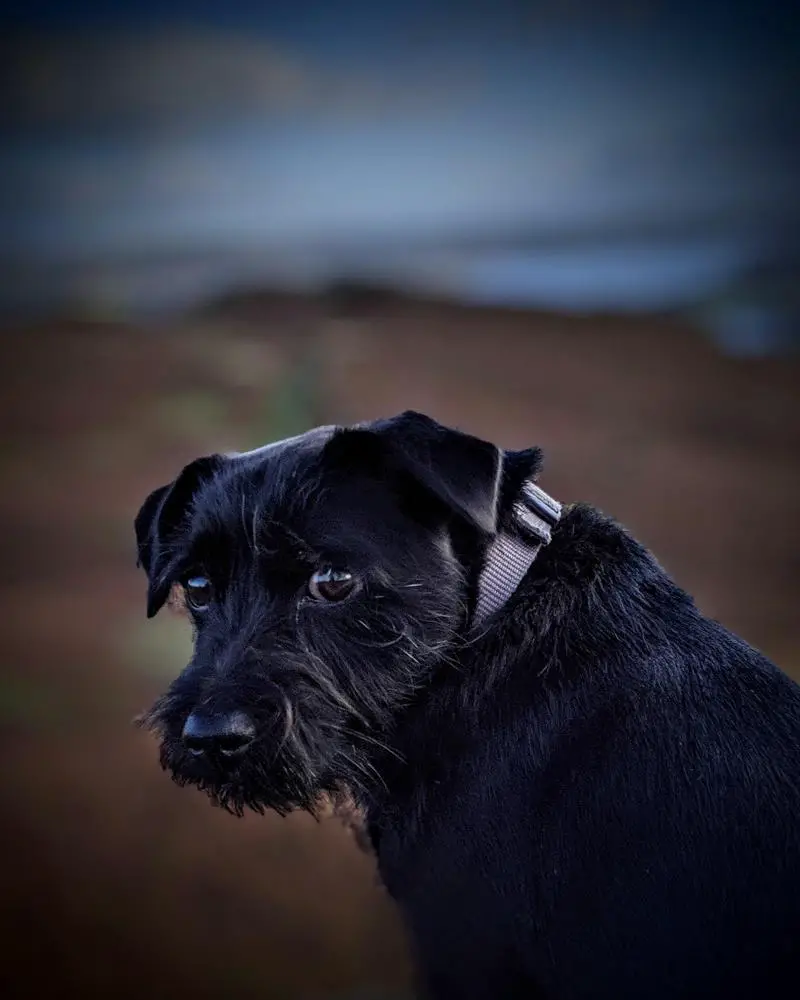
xmin=138 ymin=595 xmax=462 ymax=817
xmin=137 ymin=665 xmax=398 ymax=818
xmin=155 ymin=731 xmax=323 ymax=817
xmin=138 ymin=688 xmax=343 ymax=818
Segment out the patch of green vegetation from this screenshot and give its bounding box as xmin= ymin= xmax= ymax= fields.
xmin=148 ymin=390 xmax=231 ymax=441
xmin=243 ymin=349 xmax=322 ymax=450
xmin=0 ymin=677 xmax=65 ymax=727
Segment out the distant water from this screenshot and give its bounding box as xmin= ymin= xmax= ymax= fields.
xmin=459 ymin=241 xmax=756 ymax=312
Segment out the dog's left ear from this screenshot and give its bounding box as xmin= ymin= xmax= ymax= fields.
xmin=328 ymin=411 xmax=538 ymax=535
xmin=134 ymin=454 xmax=223 ymax=617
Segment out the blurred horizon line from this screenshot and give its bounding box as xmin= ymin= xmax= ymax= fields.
xmin=3 ymin=227 xmax=798 ymax=359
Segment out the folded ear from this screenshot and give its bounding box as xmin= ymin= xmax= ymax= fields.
xmin=325 ymin=411 xmax=508 ymax=534
xmin=134 ymin=454 xmax=223 ymax=618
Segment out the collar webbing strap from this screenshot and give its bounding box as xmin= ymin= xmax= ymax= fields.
xmin=473 ymin=480 xmax=562 ymax=626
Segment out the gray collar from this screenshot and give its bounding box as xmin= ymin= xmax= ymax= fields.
xmin=473 ymin=480 xmax=562 ymax=626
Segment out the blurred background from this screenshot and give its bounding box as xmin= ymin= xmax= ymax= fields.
xmin=1 ymin=2 xmax=798 ymax=998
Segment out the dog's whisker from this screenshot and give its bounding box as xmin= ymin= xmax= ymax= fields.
xmin=250 ymin=501 xmax=262 ymax=556
xmin=336 ymin=745 xmax=388 ymax=795
xmin=274 ymin=691 xmax=296 ymax=756
xmin=342 ymin=727 xmax=406 ymax=764
xmin=240 ymin=491 xmax=251 ymax=553
xmin=350 ymin=629 xmax=408 ymax=649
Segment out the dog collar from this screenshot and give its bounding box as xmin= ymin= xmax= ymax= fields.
xmin=473 ymin=481 xmax=562 ymax=626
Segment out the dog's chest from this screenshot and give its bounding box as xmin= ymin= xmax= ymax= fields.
xmin=374 ymin=799 xmax=543 ymax=998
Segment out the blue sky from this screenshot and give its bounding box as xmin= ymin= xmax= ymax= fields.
xmin=1 ymin=1 xmax=797 ymax=316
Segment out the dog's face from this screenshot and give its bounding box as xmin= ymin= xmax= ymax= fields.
xmin=135 ymin=411 xmax=540 ymax=816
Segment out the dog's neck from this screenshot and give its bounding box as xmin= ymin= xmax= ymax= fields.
xmin=364 ymin=503 xmax=672 ymax=852
xmin=473 ymin=479 xmax=562 ymax=626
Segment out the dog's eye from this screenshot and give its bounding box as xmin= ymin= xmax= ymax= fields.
xmin=308 ymin=567 xmax=356 ymax=602
xmin=184 ymin=575 xmax=214 ymax=611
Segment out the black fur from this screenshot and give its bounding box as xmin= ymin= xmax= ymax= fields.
xmin=135 ymin=411 xmax=800 ymax=999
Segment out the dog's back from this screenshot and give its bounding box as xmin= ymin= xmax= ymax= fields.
xmin=376 ymin=505 xmax=800 ymax=999
xmin=518 ymin=622 xmax=800 ymax=999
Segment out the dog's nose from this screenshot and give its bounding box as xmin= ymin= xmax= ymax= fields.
xmin=181 ymin=710 xmax=256 ymax=758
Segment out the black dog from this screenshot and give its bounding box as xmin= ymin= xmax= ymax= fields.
xmin=135 ymin=411 xmax=800 ymax=999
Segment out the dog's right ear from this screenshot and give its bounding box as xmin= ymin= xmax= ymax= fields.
xmin=323 ymin=412 xmax=507 ymax=535
xmin=134 ymin=455 xmax=223 ymax=618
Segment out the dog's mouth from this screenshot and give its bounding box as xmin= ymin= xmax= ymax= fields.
xmin=142 ymin=710 xmax=328 ymax=817
xmin=160 ymin=742 xmax=313 ymax=816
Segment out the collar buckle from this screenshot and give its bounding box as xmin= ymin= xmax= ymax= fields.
xmin=512 ymin=481 xmax=563 ymax=546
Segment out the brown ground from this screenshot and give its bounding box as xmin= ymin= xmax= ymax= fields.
xmin=1 ymin=294 xmax=798 ymax=999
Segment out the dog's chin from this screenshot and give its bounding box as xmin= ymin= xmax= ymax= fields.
xmin=156 ymin=737 xmax=325 ymax=818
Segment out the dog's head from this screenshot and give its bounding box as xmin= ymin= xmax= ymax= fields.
xmin=135 ymin=411 xmax=541 ymax=816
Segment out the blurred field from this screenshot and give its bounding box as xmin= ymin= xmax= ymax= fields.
xmin=1 ymin=291 xmax=798 ymax=999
